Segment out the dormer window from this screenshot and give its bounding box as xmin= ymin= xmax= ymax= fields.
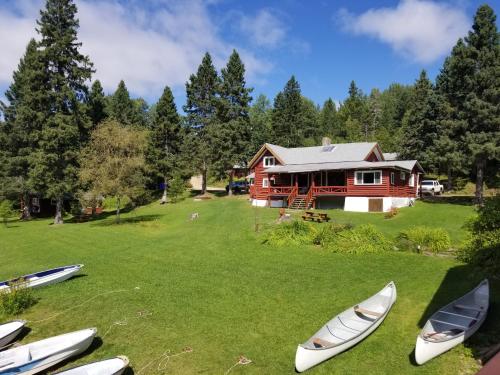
xmin=263 ymin=156 xmax=275 ymax=167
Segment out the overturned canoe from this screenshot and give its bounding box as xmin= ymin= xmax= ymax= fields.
xmin=295 ymin=281 xmax=397 ymax=372
xmin=55 ymin=356 xmax=129 ymax=375
xmin=415 ymin=279 xmax=489 ymax=365
xmin=0 ymin=265 xmax=83 ymax=293
xmin=0 ymin=328 xmax=96 ymax=375
xmin=0 ymin=321 xmax=26 ymax=349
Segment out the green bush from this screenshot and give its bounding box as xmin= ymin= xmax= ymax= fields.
xmin=0 ymin=200 xmax=15 ymax=227
xmin=398 ymin=226 xmax=451 ymax=253
xmin=312 ymin=223 xmax=351 ymax=246
xmin=0 ymin=279 xmax=36 ymax=316
xmin=458 ymin=196 xmax=500 ymax=275
xmin=326 ymin=224 xmax=393 ymax=254
xmin=102 ymin=195 xmax=131 ymax=210
xmin=263 ymin=220 xmax=317 ymax=246
xmin=168 ymin=175 xmax=189 ymax=203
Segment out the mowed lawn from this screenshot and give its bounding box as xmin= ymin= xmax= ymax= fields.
xmin=0 ymin=196 xmax=497 ymax=374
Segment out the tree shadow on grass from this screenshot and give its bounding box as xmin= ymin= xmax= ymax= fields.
xmin=420 ymin=195 xmax=476 ymax=206
xmin=89 ymin=215 xmax=162 ymax=227
xmin=49 ymin=336 xmax=103 ymax=372
xmin=412 ymin=263 xmax=499 ymax=365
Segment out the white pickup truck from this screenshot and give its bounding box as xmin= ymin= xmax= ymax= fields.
xmin=420 ymin=180 xmax=444 ymax=195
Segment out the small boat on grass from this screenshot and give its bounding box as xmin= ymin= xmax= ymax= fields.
xmin=295 ymin=281 xmax=397 ymax=372
xmin=0 ymin=321 xmax=26 ymax=349
xmin=415 ymin=279 xmax=489 ymax=365
xmin=0 ymin=328 xmax=96 ymax=374
xmin=0 ymin=265 xmax=84 ymax=293
xmin=55 ymin=356 xmax=129 ymax=375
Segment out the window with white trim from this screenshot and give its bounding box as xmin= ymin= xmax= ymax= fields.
xmin=263 ymin=156 xmax=275 ymax=167
xmin=409 ymin=174 xmax=415 ymax=187
xmin=262 ymin=178 xmax=269 ymax=188
xmin=400 ymin=171 xmax=406 ymax=180
xmin=390 ymin=172 xmax=395 ymax=185
xmin=354 ymin=170 xmax=382 ymax=185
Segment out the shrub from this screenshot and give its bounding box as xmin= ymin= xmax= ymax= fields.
xmin=326 ymin=224 xmax=393 ymax=254
xmin=168 ymin=175 xmax=189 ymax=203
xmin=263 ymin=220 xmax=317 ymax=246
xmin=398 ymin=226 xmax=451 ymax=253
xmin=0 ymin=279 xmax=36 ymax=316
xmin=457 ymin=196 xmax=500 ymax=275
xmin=384 ymin=206 xmax=399 ymax=219
xmin=0 ymin=200 xmax=15 ymax=227
xmin=312 ymin=223 xmax=351 ymax=246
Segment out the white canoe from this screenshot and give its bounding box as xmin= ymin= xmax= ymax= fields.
xmin=415 ymin=279 xmax=489 ymax=365
xmin=0 ymin=328 xmax=96 ymax=375
xmin=55 ymin=356 xmax=129 ymax=375
xmin=0 ymin=265 xmax=84 ymax=293
xmin=0 ymin=321 xmax=26 ymax=349
xmin=295 ymin=281 xmax=397 ymax=372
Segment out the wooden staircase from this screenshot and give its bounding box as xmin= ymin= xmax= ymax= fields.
xmin=288 ymin=195 xmax=314 ymax=210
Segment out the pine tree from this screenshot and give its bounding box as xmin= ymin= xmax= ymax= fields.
xmin=399 ymin=71 xmax=441 ymax=170
xmin=301 ymin=97 xmax=320 ymax=144
xmin=183 ymin=52 xmax=219 ymax=195
xmin=249 ymin=94 xmax=272 ymax=152
xmin=0 ymin=39 xmax=48 ymax=219
xmin=87 ymin=80 xmax=107 ymax=126
xmin=271 ymin=76 xmax=303 ymax=147
xmin=214 ymin=50 xmax=252 ymax=195
xmin=30 ymin=0 xmax=93 ymax=224
xmin=147 ymin=86 xmax=183 ymax=203
xmin=109 ymin=80 xmax=135 ymax=125
xmin=462 ymin=5 xmax=500 ymax=204
xmin=337 ymin=81 xmax=369 ymax=142
xmin=319 ymin=98 xmax=338 ymax=139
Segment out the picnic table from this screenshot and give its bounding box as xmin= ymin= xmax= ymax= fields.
xmin=301 ymin=211 xmax=331 ymax=223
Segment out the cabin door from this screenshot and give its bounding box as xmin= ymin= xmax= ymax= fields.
xmin=297 ymin=173 xmax=309 ymax=194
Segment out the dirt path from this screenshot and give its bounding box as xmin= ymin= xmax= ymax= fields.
xmin=189 ymin=175 xmax=225 ymax=192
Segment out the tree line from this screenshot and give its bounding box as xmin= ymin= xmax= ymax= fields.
xmin=0 ymin=0 xmax=498 ymax=225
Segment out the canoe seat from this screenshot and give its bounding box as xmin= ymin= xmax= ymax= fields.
xmin=454 ymin=304 xmax=484 ymax=312
xmin=312 ymin=338 xmax=335 ymax=348
xmin=354 ymin=306 xmax=383 ymax=318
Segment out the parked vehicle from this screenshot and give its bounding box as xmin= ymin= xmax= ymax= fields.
xmin=420 ymin=180 xmax=444 ymax=195
xmin=225 ymin=181 xmax=249 ymax=194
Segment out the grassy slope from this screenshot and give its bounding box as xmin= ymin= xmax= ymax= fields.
xmin=0 ymin=197 xmax=495 ymax=374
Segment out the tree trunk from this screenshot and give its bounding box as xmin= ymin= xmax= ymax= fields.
xmin=227 ymin=170 xmax=234 ymax=196
xmin=161 ymin=176 xmax=168 ymax=204
xmin=475 ymin=159 xmax=485 ymax=205
xmin=20 ymin=193 xmax=32 ymax=220
xmin=116 ymin=196 xmax=121 ymax=223
xmin=54 ymin=197 xmax=64 ymax=225
xmin=201 ymin=163 xmax=207 ymax=195
xmin=446 ymin=165 xmax=453 ymax=191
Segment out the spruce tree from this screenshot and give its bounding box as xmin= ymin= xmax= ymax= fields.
xmin=271 ymin=76 xmax=303 ymax=147
xmin=214 ymin=50 xmax=252 ymax=195
xmin=319 ymin=98 xmax=338 ymax=139
xmin=183 ymin=52 xmax=219 ymax=195
xmin=249 ymin=94 xmax=272 ymax=152
xmin=399 ymin=70 xmax=441 ymax=170
xmin=30 ymin=0 xmax=93 ymax=224
xmin=87 ymin=80 xmax=107 ymax=126
xmin=337 ymin=81 xmax=369 ymax=142
xmin=147 ymin=86 xmax=182 ymax=203
xmin=109 ymin=80 xmax=135 ymax=125
xmin=462 ymin=5 xmax=500 ymax=203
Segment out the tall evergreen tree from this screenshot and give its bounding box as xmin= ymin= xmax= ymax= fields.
xmin=214 ymin=50 xmax=252 ymax=195
xmin=337 ymin=81 xmax=369 ymax=142
xmin=183 ymin=52 xmax=219 ymax=194
xmin=399 ymin=71 xmax=441 ymax=170
xmin=319 ymin=98 xmax=338 ymax=139
xmin=87 ymin=80 xmax=107 ymax=127
xmin=462 ymin=5 xmax=500 ymax=203
xmin=109 ymin=80 xmax=134 ymax=125
xmin=147 ymin=86 xmax=183 ymax=203
xmin=271 ymin=75 xmax=303 ymax=147
xmin=30 ymin=0 xmax=93 ymax=224
xmin=249 ymin=94 xmax=272 ymax=152
xmin=301 ymin=97 xmax=320 ymax=144
xmin=1 ymin=38 xmax=48 ymax=219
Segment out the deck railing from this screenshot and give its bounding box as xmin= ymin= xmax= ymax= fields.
xmin=312 ymin=186 xmax=348 ymax=194
xmin=287 ymin=186 xmax=299 ymax=207
xmin=304 ymin=186 xmax=314 ymax=208
xmin=268 ymin=186 xmax=294 ymax=195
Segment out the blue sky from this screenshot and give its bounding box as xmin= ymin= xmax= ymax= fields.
xmin=0 ymin=0 xmax=498 ymax=110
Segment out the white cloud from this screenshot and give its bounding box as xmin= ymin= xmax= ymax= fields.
xmin=240 ymin=9 xmax=286 ymax=48
xmin=337 ymin=0 xmax=470 ymax=64
xmin=0 ymin=0 xmax=272 ymax=100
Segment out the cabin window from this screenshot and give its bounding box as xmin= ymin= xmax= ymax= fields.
xmin=355 ymin=170 xmax=382 ymax=185
xmin=390 ymin=172 xmax=395 ymax=185
xmin=262 ymin=178 xmax=269 ymax=188
xmin=409 ymin=174 xmax=415 ymax=187
xmin=263 ymin=156 xmax=275 ymax=167
xmin=400 ymin=171 xmax=406 ymax=181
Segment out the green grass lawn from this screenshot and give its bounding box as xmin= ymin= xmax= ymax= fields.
xmin=0 ymin=196 xmax=496 ymax=374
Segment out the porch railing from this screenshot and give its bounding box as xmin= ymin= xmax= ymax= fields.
xmin=287 ymin=186 xmax=299 ymax=207
xmin=304 ymin=186 xmax=314 ymax=209
xmin=312 ymin=186 xmax=347 ymax=194
xmin=268 ymin=186 xmax=295 ymax=195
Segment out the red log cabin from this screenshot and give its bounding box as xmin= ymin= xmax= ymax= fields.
xmin=247 ymin=140 xmax=424 ymax=212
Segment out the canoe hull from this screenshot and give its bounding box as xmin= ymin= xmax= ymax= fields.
xmin=295 ymin=281 xmax=397 ymax=372
xmin=0 ymin=265 xmax=83 ymax=293
xmin=0 ymin=328 xmax=96 ymax=375
xmin=0 ymin=321 xmax=26 ymax=349
xmin=55 ymin=356 xmax=130 ymax=375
